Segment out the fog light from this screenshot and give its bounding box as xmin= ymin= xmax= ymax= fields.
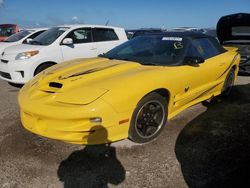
xmin=20 ymin=71 xmax=24 ymax=78
xmin=16 ymin=71 xmax=24 ymax=78
xmin=90 ymin=117 xmax=102 ymax=123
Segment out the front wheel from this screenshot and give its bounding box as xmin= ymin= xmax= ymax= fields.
xmin=128 ymin=92 xmax=168 ymax=143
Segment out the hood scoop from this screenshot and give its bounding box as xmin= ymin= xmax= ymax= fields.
xmin=49 ymin=82 xmax=63 ymax=88
xmin=39 ymin=82 xmax=63 ymax=94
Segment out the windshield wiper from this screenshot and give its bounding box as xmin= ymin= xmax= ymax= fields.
xmin=98 ymin=53 xmax=114 ymax=60
xmin=140 ymin=62 xmax=159 ymax=66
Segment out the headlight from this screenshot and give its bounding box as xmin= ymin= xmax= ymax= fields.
xmin=15 ymin=50 xmax=39 ymax=60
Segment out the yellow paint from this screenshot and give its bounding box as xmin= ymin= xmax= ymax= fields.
xmin=18 ymin=48 xmax=240 ymax=145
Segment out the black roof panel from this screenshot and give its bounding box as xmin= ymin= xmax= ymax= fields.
xmin=142 ymin=31 xmax=209 ymax=39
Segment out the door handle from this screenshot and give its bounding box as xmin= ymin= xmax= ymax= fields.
xmin=90 ymin=47 xmax=97 ymax=50
xmin=219 ymin=62 xmax=226 ymax=66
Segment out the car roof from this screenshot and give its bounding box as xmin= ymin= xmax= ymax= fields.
xmin=0 ymin=24 xmax=17 ymax=27
xmin=55 ymin=24 xmax=124 ymax=30
xmin=143 ymin=31 xmax=210 ymax=39
xmin=23 ymin=28 xmax=48 ymax=32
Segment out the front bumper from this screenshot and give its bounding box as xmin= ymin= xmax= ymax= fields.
xmin=0 ymin=58 xmax=34 ymax=84
xmin=19 ymin=91 xmax=132 ymax=145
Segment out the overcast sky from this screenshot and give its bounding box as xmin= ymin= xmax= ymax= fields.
xmin=0 ymin=0 xmax=250 ymax=29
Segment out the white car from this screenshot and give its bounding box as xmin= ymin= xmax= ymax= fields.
xmin=0 ymin=28 xmax=47 ymax=56
xmin=0 ymin=25 xmax=127 ymax=84
xmin=172 ymin=27 xmax=206 ymax=33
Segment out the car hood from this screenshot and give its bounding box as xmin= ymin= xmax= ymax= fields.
xmin=21 ymin=57 xmax=160 ymax=105
xmin=217 ymin=13 xmax=250 ymax=43
xmin=3 ymin=43 xmax=46 ymax=55
xmin=0 ymin=42 xmax=17 ymax=54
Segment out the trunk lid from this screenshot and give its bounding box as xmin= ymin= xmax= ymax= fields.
xmin=217 ymin=13 xmax=250 ymax=43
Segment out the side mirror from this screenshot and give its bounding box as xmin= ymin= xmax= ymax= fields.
xmin=26 ymin=38 xmax=33 ymax=44
xmin=184 ymin=56 xmax=204 ymax=66
xmin=61 ymin=38 xmax=73 ymax=45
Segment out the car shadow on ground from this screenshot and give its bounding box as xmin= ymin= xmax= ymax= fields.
xmin=175 ymin=83 xmax=250 ymax=188
xmin=57 ymin=126 xmax=125 ymax=188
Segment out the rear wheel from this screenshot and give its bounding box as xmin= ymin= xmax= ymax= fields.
xmin=34 ymin=63 xmax=56 ymax=76
xmin=222 ymin=69 xmax=235 ymax=96
xmin=129 ymin=92 xmax=168 ymax=143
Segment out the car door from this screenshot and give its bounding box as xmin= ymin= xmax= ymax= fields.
xmin=173 ymin=37 xmax=229 ymax=109
xmin=92 ymin=28 xmax=121 ymax=54
xmin=60 ymin=28 xmax=99 ymax=61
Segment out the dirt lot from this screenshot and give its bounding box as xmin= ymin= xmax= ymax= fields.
xmin=0 ymin=76 xmax=249 ymax=188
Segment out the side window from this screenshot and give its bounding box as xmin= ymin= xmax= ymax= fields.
xmin=66 ymin=28 xmax=93 ymax=44
xmin=190 ymin=38 xmax=222 ymax=59
xmin=209 ymin=37 xmax=226 ymax=54
xmin=29 ymin=30 xmax=45 ymax=39
xmin=93 ymin=28 xmax=119 ymax=42
xmin=23 ymin=30 xmax=45 ymax=44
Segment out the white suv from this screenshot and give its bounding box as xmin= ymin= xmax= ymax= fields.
xmin=0 ymin=25 xmax=127 ymax=84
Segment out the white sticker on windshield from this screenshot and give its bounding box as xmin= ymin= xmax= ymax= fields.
xmin=162 ymin=37 xmax=183 ymax=41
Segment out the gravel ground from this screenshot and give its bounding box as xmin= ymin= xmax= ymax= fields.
xmin=0 ymin=76 xmax=249 ymax=188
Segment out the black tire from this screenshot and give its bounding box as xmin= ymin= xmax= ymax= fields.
xmin=34 ymin=63 xmax=56 ymax=76
xmin=222 ymin=68 xmax=235 ymax=96
xmin=128 ymin=92 xmax=168 ymax=143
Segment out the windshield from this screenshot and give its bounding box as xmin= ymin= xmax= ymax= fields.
xmin=4 ymin=30 xmax=33 ymax=42
xmin=31 ymin=27 xmax=69 ymax=45
xmin=0 ymin=26 xmax=15 ymax=37
xmin=102 ymin=36 xmax=187 ymax=66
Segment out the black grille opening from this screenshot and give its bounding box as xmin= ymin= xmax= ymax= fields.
xmin=1 ymin=59 xmax=8 ymax=64
xmin=0 ymin=71 xmax=11 ymax=79
xmin=49 ymin=82 xmax=63 ymax=88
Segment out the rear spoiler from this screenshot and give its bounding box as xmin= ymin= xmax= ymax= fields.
xmin=223 ymin=46 xmax=238 ymax=52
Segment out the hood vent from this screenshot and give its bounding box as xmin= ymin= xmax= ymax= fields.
xmin=49 ymin=82 xmax=63 ymax=88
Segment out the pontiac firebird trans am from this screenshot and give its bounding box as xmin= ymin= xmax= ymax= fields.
xmin=18 ymin=32 xmax=240 ymax=145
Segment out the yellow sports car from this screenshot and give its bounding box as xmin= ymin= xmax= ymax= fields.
xmin=18 ymin=32 xmax=240 ymax=145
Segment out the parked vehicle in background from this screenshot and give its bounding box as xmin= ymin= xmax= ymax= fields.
xmin=0 ymin=28 xmax=47 ymax=56
xmin=127 ymin=28 xmax=164 ymax=39
xmin=205 ymin=28 xmax=217 ymax=38
xmin=0 ymin=25 xmax=127 ymax=84
xmin=0 ymin=24 xmax=19 ymax=42
xmin=125 ymin=30 xmax=136 ymax=39
xmin=172 ymin=27 xmax=206 ymax=34
xmin=217 ymin=13 xmax=250 ymax=75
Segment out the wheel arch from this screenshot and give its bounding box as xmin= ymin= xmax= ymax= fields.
xmin=150 ymin=88 xmax=171 ymax=104
xmin=142 ymin=88 xmax=172 ymax=113
xmin=33 ymin=61 xmax=57 ymax=76
xmin=232 ymin=65 xmax=237 ymax=71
